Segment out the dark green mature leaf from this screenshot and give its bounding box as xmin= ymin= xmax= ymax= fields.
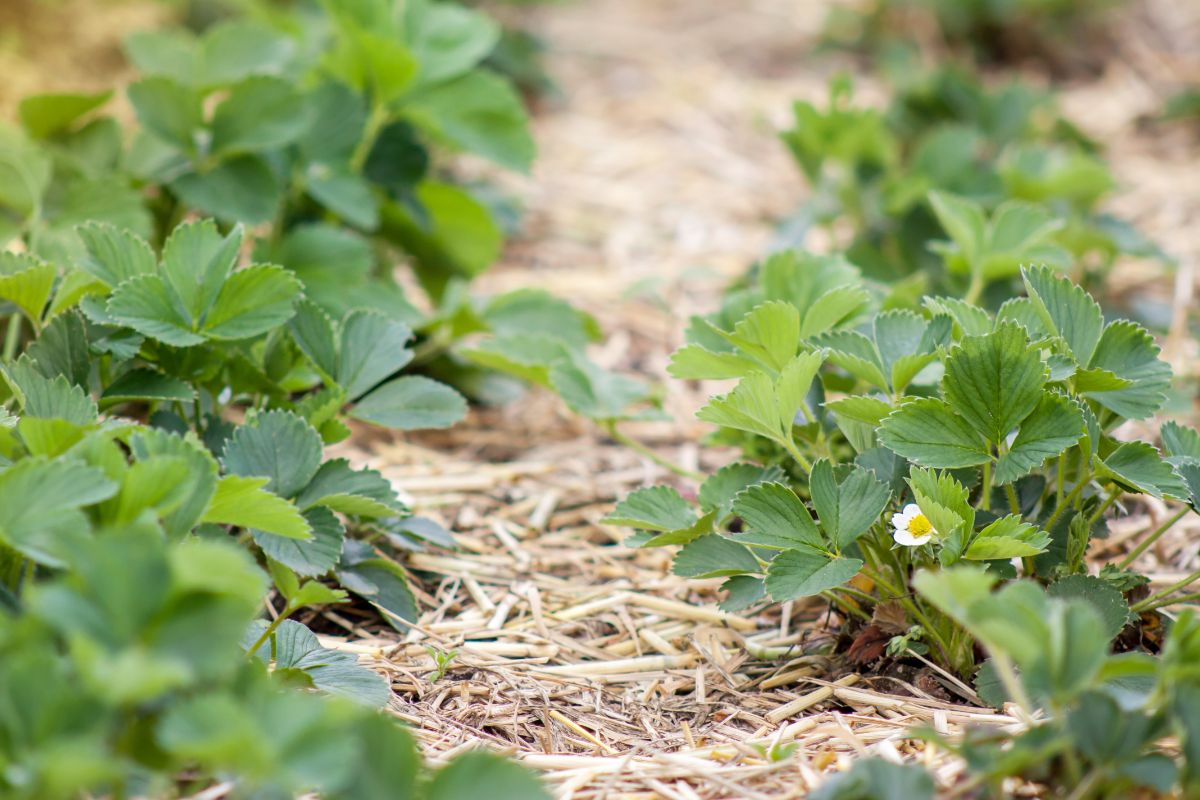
xmin=407 ymin=70 xmax=534 ymax=173
xmin=172 ymin=156 xmax=282 ymax=224
xmin=2 ymin=358 xmax=97 ymax=424
xmin=765 ymin=550 xmax=862 ymax=600
xmin=337 ymin=311 xmax=414 ymax=399
xmin=223 ymin=411 xmax=323 ymax=499
xmin=549 ymin=356 xmax=650 ymax=423
xmin=107 ymin=274 xmax=201 ymax=346
xmin=337 ymin=542 xmax=419 ymax=627
xmin=1162 ymin=422 xmax=1200 ymax=461
xmin=719 ymin=575 xmax=767 ymax=612
xmin=204 ymin=265 xmax=303 ymax=340
xmin=101 ymin=369 xmax=195 ymax=404
xmin=698 ymin=463 xmax=784 ymax=521
xmin=943 ymin=322 xmax=1045 ymax=444
xmin=995 ymin=393 xmax=1084 ymax=485
xmin=0 ymin=457 xmax=117 ymax=565
xmin=210 ymin=77 xmax=311 ymax=155
xmin=1085 ymin=321 xmax=1171 ymax=420
xmin=254 ymin=506 xmax=345 ymax=577
xmin=878 ymin=398 xmax=989 ymax=468
xmin=248 ymin=619 xmax=389 ymax=707
xmin=603 ymin=486 xmax=695 ymax=531
xmin=809 ymin=459 xmax=891 ymax=551
xmin=76 ymin=222 xmax=157 ymax=288
xmin=1048 ymin=575 xmax=1131 ymax=640
xmin=672 ymin=535 xmax=760 ymax=578
xmin=1022 ymin=264 xmax=1103 ymax=365
xmin=25 ymin=311 xmax=89 ymax=387
xmin=350 ymin=376 xmax=467 ymax=430
xmin=128 ymin=77 xmax=201 ymax=152
xmin=1097 ymin=442 xmax=1188 ymax=500
xmin=731 ymin=482 xmax=823 ymax=550
xmin=294 ymin=459 xmax=404 ymax=519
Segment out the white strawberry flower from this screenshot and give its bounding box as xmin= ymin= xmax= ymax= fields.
xmin=891 ymin=503 xmax=936 ymax=546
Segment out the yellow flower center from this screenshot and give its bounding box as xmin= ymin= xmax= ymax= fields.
xmin=908 ymin=514 xmax=933 ymax=537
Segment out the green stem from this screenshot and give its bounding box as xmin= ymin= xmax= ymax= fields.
xmin=1086 ymin=485 xmax=1121 ymax=528
xmin=859 ymin=563 xmax=953 ymax=666
xmin=605 ymin=422 xmax=703 ymax=481
xmin=1137 ymin=591 xmax=1200 ymax=613
xmin=1133 ymin=571 xmax=1200 ymax=613
xmin=964 ymin=266 xmax=985 ymax=306
xmin=1117 ymin=506 xmax=1190 ymax=570
xmin=782 ymin=436 xmax=813 ymax=476
xmin=1044 ymin=474 xmax=1091 ymax=532
xmin=820 ymin=589 xmax=873 ymax=622
xmin=980 ymin=460 xmax=992 ymax=512
xmin=2 ymin=315 xmax=21 ymax=362
xmin=350 ymin=103 xmax=390 ymax=172
xmin=246 ymin=603 xmax=295 ymax=659
xmin=1004 ymin=482 xmax=1021 ymax=515
xmin=991 ymin=650 xmax=1035 ymax=721
xmin=1055 ymin=452 xmax=1067 ymax=508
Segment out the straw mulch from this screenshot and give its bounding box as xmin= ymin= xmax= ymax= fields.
xmin=322 ymin=2 xmax=1200 ymax=796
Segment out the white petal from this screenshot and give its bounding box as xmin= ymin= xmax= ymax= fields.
xmin=890 ymin=512 xmax=910 ymax=529
xmin=902 ymin=503 xmax=921 ymax=517
xmin=893 ymin=529 xmax=932 ymax=547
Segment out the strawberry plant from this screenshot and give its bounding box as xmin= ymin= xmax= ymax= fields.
xmin=0 ymin=0 xmax=602 ymax=404
xmin=606 ymin=252 xmax=1197 ymax=683
xmin=780 ymin=71 xmax=1163 ymax=304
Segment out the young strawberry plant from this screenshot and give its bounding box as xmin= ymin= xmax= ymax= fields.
xmin=780 ymin=71 xmax=1163 ymax=304
xmin=605 ymin=252 xmax=1197 ymax=687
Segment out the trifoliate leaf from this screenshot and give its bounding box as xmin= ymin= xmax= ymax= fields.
xmin=942 ymin=321 xmax=1045 ymax=444
xmin=697 ymin=463 xmax=784 ymax=520
xmin=548 ymin=357 xmax=649 ymax=423
xmin=247 ymin=619 xmax=389 ymax=707
xmin=2 ymin=358 xmax=97 ymax=424
xmin=350 ymin=376 xmax=467 ymax=430
xmin=672 ymin=534 xmax=759 ymax=578
xmin=0 ymin=457 xmax=116 ymax=565
xmin=765 ymin=550 xmax=863 ymax=601
xmin=210 ymin=76 xmax=311 ymax=155
xmin=222 ymin=411 xmax=323 ymax=499
xmin=878 ymin=398 xmax=989 ymax=468
xmin=19 ymin=90 xmax=112 ymax=139
xmin=204 ymin=265 xmax=302 ymax=341
xmin=0 ymin=252 xmax=55 ymax=325
xmin=1085 ymin=320 xmax=1170 ymax=420
xmin=730 ymin=482 xmax=823 ymax=550
xmin=603 ymin=486 xmax=695 ymax=531
xmin=1161 ymin=421 xmax=1200 ymax=462
xmin=809 ymin=459 xmax=891 ymax=551
xmin=709 ymin=300 xmax=799 ymax=373
xmin=1096 ymin=442 xmax=1188 ymax=500
xmin=406 ymin=70 xmax=533 ymax=172
xmin=254 ymin=506 xmax=345 ymax=577
xmin=1022 ymin=265 xmax=1103 ymax=365
xmin=995 ymin=393 xmax=1085 ymax=485
xmin=129 ymin=428 xmax=218 ymax=537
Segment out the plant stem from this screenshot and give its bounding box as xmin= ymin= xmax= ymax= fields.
xmin=246 ymin=606 xmax=293 ymax=659
xmin=964 ymin=267 xmax=985 ymax=306
xmin=1136 ymin=591 xmax=1200 ymax=613
xmin=1004 ymin=482 xmax=1021 ymax=515
xmin=782 ymin=436 xmax=813 ymax=475
xmin=1044 ymin=474 xmax=1090 ymax=532
xmin=2 ymin=315 xmax=21 ymax=362
xmin=350 ymin=103 xmax=390 ymax=172
xmin=980 ymin=460 xmax=991 ymax=512
xmin=1086 ymin=485 xmax=1121 ymax=528
xmin=1117 ymin=506 xmax=1190 ymax=570
xmin=605 ymin=422 xmax=703 ymax=481
xmin=1133 ymin=572 xmax=1200 ymax=613
xmin=820 ymin=589 xmax=872 ymax=622
xmin=1055 ymin=452 xmax=1066 ymax=508
xmin=990 ymin=650 xmax=1035 ymax=723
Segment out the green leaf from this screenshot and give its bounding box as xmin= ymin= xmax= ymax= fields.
xmin=1161 ymin=421 xmax=1200 ymax=461
xmin=160 ymin=218 xmax=241 ymax=323
xmin=407 ymin=2 xmax=500 ymax=85
xmin=730 ymin=482 xmax=823 ymax=550
xmin=811 ymin=758 xmax=935 ymax=800
xmin=172 ymin=155 xmax=282 ymax=224
xmin=293 ymin=459 xmax=404 ymax=519
xmin=406 ymin=70 xmax=534 ymax=172
xmin=337 ymin=543 xmax=419 ymax=626
xmin=697 ymin=463 xmax=784 ymax=520
xmin=942 ymin=322 xmax=1045 ymax=444
xmin=204 ymin=265 xmax=303 ymax=340
xmin=929 ymin=190 xmax=986 ymax=270
xmin=250 ymin=619 xmax=389 ymax=707
xmin=202 ymin=475 xmax=312 ymax=540
xmin=76 ymin=222 xmax=157 ymax=288
xmin=107 ymin=274 xmax=202 ymax=346
xmin=20 ymin=91 xmax=112 ymax=139
xmin=602 ymin=486 xmax=695 ymax=531
xmin=878 ymin=398 xmax=989 ymax=468
xmin=254 ymin=506 xmax=345 ymax=578
xmin=1096 ymin=442 xmax=1188 ymax=500
xmin=1085 ymin=321 xmax=1171 ymax=420
xmin=719 ymin=575 xmax=767 ymax=613
xmin=112 ymin=456 xmax=193 ymax=525
xmin=994 ymin=393 xmax=1085 ymax=485
xmin=222 ymin=411 xmax=324 ymax=499
xmin=809 ymin=459 xmax=891 ymax=551
xmin=288 ymin=299 xmax=340 ymax=378
xmin=672 ymin=534 xmax=760 ymax=578
xmin=349 ymin=376 xmax=467 ymax=430
xmin=101 ymin=369 xmax=195 ymax=405
xmin=711 ymin=301 xmax=799 ymax=373
xmin=306 ymin=167 xmax=380 ymax=230
xmin=1021 ymin=264 xmax=1103 ymax=365
xmin=667 ymin=344 xmax=758 ymax=380
xmin=548 ymin=356 xmax=650 ymax=423
xmin=425 ymin=751 xmax=551 ymax=800
xmin=25 ymin=310 xmax=89 ymax=387
xmin=127 ymin=77 xmax=201 ymax=152
xmin=461 ymin=334 xmax=571 ymax=387
xmin=210 ymin=77 xmax=311 ymax=155
xmin=129 ymin=428 xmax=218 ymax=537
xmin=765 ymin=550 xmax=863 ymax=601
xmin=337 ymin=310 xmax=414 ymax=399
xmin=964 ymin=515 xmax=1050 ymax=560
xmin=0 ymin=252 xmax=55 ymax=324
xmin=1048 ymin=575 xmax=1131 ymax=640
xmin=2 ymin=358 xmax=97 ymax=424
xmin=0 ymin=457 xmax=116 ymax=566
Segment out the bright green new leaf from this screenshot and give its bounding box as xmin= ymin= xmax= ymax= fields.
xmin=1021 ymin=264 xmax=1103 ymax=365
xmin=19 ymin=91 xmax=112 ymax=139
xmin=0 ymin=252 xmax=55 ymax=325
xmin=1085 ymin=320 xmax=1171 ymax=420
xmin=964 ymin=515 xmax=1050 ymax=560
xmin=672 ymin=534 xmax=760 ymax=578
xmin=202 ymin=475 xmax=312 ymax=540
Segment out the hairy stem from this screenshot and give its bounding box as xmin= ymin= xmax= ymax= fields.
xmin=1133 ymin=571 xmax=1200 ymax=613
xmin=1044 ymin=474 xmax=1091 ymax=532
xmin=1117 ymin=506 xmax=1190 ymax=570
xmin=605 ymin=422 xmax=703 ymax=481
